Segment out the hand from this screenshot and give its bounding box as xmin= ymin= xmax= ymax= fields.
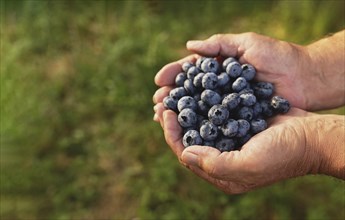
xmin=154 ymin=32 xmax=314 ymax=113
xmin=156 ymin=108 xmax=344 ymax=194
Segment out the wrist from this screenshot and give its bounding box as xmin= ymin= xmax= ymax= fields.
xmin=304 ymin=114 xmax=345 ymax=179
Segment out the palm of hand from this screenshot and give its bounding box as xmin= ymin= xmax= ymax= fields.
xmin=180 ymin=108 xmax=312 ymax=194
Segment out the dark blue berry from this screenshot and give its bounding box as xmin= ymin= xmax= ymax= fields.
xmin=182 ymin=62 xmax=194 ymax=72
xmin=196 ymin=57 xmax=207 ymax=69
xmin=197 ymin=100 xmax=210 ymax=116
xmin=201 ymin=58 xmax=219 ymax=73
xmin=187 ymin=66 xmax=200 ymax=79
xmin=202 ymin=72 xmax=218 ymax=90
xmin=232 ymin=77 xmax=247 ymax=92
xmin=221 ymin=119 xmax=239 ymax=137
xmin=193 ymin=72 xmax=205 ymax=88
xmin=260 ymin=100 xmax=274 ymax=117
xmin=201 ymin=89 xmax=221 ymax=106
xmin=240 ymin=93 xmax=257 ymax=106
xmin=208 ymin=104 xmax=229 ymax=125
xmin=253 ymin=82 xmax=274 ymax=99
xmin=217 ymin=72 xmax=230 ymax=88
xmin=200 ymin=121 xmax=219 ymax=141
xmin=238 ymin=106 xmax=254 ymax=121
xmin=184 ymin=79 xmax=196 ymax=95
xmin=222 ymin=93 xmax=241 ymax=110
xmin=236 ymin=119 xmax=250 ymax=137
xmin=178 ymin=108 xmax=197 ymax=128
xmin=163 ymin=96 xmax=177 ymax=111
xmin=183 ymin=130 xmax=203 ymax=147
xmin=271 ymin=96 xmax=290 ymax=113
xmin=226 ymin=62 xmax=242 ymax=78
xmin=241 ymin=64 xmax=256 ymax=81
xmin=222 ymin=57 xmax=237 ymax=71
xmin=177 ymin=96 xmax=198 ymax=112
xmin=175 ymin=72 xmax=187 ymax=87
xmin=169 ymin=87 xmax=187 ymax=100
xmin=215 ymin=138 xmax=237 ymax=152
xmin=251 ymin=119 xmax=268 ymax=134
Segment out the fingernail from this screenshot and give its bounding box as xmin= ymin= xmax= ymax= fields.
xmin=153 ymin=113 xmax=158 ymax=121
xmin=182 ymin=151 xmax=199 ymax=167
xmin=187 ymin=40 xmax=202 ymax=48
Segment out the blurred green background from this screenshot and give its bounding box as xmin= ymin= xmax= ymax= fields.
xmin=1 ymin=0 xmax=344 ymax=219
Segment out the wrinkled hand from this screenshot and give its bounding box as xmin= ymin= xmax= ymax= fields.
xmin=156 ymin=108 xmax=323 ymax=194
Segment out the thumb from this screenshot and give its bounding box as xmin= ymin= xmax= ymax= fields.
xmin=181 ymin=145 xmax=243 ymax=179
xmin=186 ymin=34 xmax=245 ymax=58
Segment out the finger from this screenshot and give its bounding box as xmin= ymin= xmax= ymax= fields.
xmin=154 ymin=103 xmax=166 ymax=127
xmin=153 ymin=86 xmax=174 ymax=104
xmin=162 ymin=110 xmax=184 ymax=158
xmin=186 ymin=34 xmax=246 ymax=58
xmin=154 ymin=54 xmax=198 ymax=87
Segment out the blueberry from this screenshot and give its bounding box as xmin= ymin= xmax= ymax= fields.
xmin=217 ymin=72 xmax=230 ymax=88
xmin=182 ymin=62 xmax=194 ymax=73
xmin=236 ymin=119 xmax=250 ymax=137
xmin=196 ymin=57 xmax=207 ymax=69
xmin=221 ymin=119 xmax=239 ymax=137
xmin=178 ymin=108 xmax=198 ymax=128
xmin=250 ymin=119 xmax=268 ymax=134
xmin=197 ymin=100 xmax=210 ymax=116
xmin=260 ymin=99 xmax=274 ymax=117
xmin=177 ymin=96 xmax=198 ymax=112
xmin=201 ymin=58 xmax=219 ymax=73
xmin=238 ymin=133 xmax=252 ymax=146
xmin=184 ymin=79 xmax=196 ymax=95
xmin=237 ymin=106 xmax=254 ymax=121
xmin=193 ymin=72 xmax=205 ymax=88
xmin=253 ymin=82 xmax=274 ymax=99
xmin=215 ymin=138 xmax=237 ymax=152
xmin=183 ymin=130 xmax=203 ymax=147
xmin=271 ymin=96 xmax=290 ymax=113
xmin=202 ymin=72 xmax=218 ymax=90
xmin=240 ymin=93 xmax=257 ymax=106
xmin=201 ymin=89 xmax=221 ymax=106
xmin=222 ymin=93 xmax=241 ymax=110
xmin=200 ymin=121 xmax=219 ymax=141
xmin=193 ymin=93 xmax=201 ymax=101
xmin=208 ymin=104 xmax=229 ymax=125
xmin=222 ymin=57 xmax=237 ymax=71
xmin=187 ymin=66 xmax=200 ymax=79
xmin=203 ymin=140 xmax=215 ymax=147
xmin=232 ymin=77 xmax=247 ymax=92
xmin=252 ymin=102 xmax=263 ymax=117
xmin=199 ymin=118 xmax=209 ymax=127
xmin=175 ymin=72 xmax=187 ymax=87
xmin=226 ymin=62 xmax=242 ymax=78
xmin=163 ymin=96 xmax=178 ymax=111
xmin=238 ymin=88 xmax=254 ymax=95
xmin=241 ymin=64 xmax=256 ymax=81
xmin=169 ymin=87 xmax=187 ymax=100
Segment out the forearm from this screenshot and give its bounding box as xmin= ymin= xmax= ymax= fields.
xmin=306 ymin=114 xmax=345 ymax=179
xmin=306 ymin=30 xmax=345 ymax=110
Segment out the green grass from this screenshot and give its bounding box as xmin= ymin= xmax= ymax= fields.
xmin=1 ymin=0 xmax=344 ymax=220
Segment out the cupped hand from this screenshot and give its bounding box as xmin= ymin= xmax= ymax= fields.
xmin=154 ymin=32 xmax=316 ymax=114
xmin=160 ymin=107 xmax=321 ymax=194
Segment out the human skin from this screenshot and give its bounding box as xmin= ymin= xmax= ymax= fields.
xmin=152 ymin=31 xmax=345 ymax=193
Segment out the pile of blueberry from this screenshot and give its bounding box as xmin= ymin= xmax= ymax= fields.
xmin=163 ymin=57 xmax=290 ymax=152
